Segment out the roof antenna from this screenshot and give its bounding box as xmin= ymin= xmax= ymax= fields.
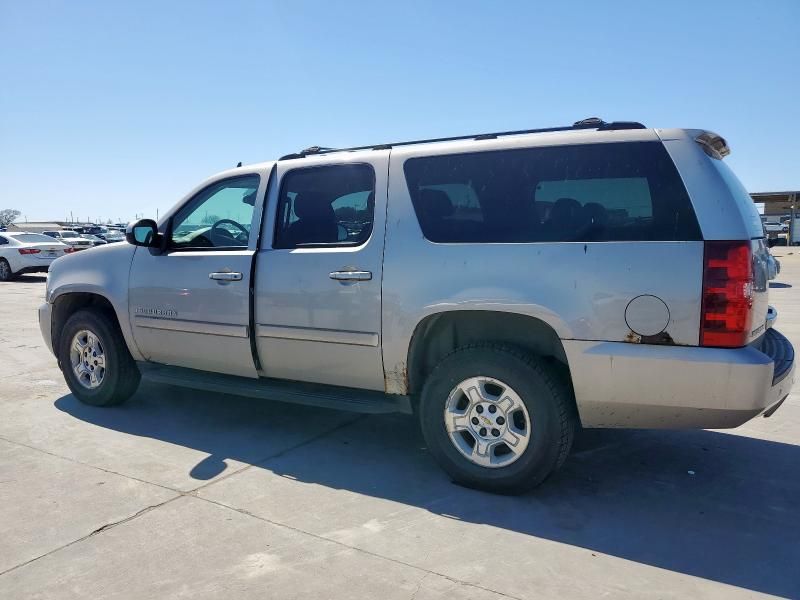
xmin=236 ymin=161 xmax=242 ymax=168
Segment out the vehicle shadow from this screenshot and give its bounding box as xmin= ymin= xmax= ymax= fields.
xmin=4 ymin=275 xmax=48 ymax=283
xmin=769 ymin=281 xmax=792 ymax=288
xmin=55 ymin=384 xmax=800 ymax=598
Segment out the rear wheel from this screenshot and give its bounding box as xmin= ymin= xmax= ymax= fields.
xmin=0 ymin=259 xmax=14 ymax=281
xmin=419 ymin=345 xmax=576 ymax=494
xmin=58 ymin=309 xmax=140 ymax=406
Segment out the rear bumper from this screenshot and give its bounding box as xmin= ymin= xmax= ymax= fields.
xmin=564 ymin=329 xmax=795 ymax=429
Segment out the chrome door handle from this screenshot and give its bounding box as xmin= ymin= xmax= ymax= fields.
xmin=209 ymin=272 xmax=243 ymax=281
xmin=329 ymin=270 xmax=372 ymax=281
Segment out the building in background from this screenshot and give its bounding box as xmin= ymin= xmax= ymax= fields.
xmin=6 ymin=222 xmax=68 ymax=233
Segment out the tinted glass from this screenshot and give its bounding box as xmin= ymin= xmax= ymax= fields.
xmin=274 ymin=164 xmax=375 ymax=248
xmin=8 ymin=233 xmax=60 ymax=243
xmin=404 ymin=142 xmax=701 ymax=243
xmin=0 ymin=236 xmax=7 ymax=245
xmin=709 ymin=158 xmax=764 ymax=239
xmin=170 ymin=175 xmax=259 ymax=249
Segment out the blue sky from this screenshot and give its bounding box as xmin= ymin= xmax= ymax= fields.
xmin=1 ymin=0 xmax=798 ymax=222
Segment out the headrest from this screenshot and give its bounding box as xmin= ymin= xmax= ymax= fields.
xmin=581 ymin=202 xmax=608 ymax=225
xmin=294 ymin=192 xmax=333 ymax=220
xmin=242 ymin=190 xmax=257 ymax=206
xmin=550 ymin=197 xmax=582 ymax=220
xmin=419 ymin=188 xmax=454 ymax=219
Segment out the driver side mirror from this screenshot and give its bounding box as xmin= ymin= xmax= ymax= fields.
xmin=126 ymin=219 xmax=162 ymax=249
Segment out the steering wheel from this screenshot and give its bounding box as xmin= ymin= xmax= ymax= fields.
xmin=210 ymin=219 xmax=249 ymax=246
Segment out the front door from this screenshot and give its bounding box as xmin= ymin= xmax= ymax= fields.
xmin=129 ymin=173 xmax=265 ymax=378
xmin=254 ymin=152 xmax=388 ymax=391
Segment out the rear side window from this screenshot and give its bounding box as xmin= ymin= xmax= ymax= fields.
xmin=709 ymin=159 xmax=764 ymax=239
xmin=403 ymin=142 xmax=701 ymax=243
xmin=274 ymin=164 xmax=375 ymax=248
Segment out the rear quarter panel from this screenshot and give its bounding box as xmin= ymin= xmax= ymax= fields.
xmin=382 ymin=139 xmax=705 ymax=393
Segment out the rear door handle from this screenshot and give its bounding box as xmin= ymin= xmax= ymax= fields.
xmin=329 ymin=270 xmax=372 ymax=281
xmin=209 ymin=272 xmax=243 ymax=281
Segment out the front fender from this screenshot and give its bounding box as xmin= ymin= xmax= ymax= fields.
xmin=46 ymin=243 xmax=142 ymax=361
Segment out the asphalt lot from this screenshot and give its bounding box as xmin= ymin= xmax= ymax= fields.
xmin=1 ymin=260 xmax=799 ymax=600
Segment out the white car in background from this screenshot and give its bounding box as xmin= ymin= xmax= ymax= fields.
xmin=0 ymin=232 xmax=73 ymax=281
xmin=42 ymin=230 xmax=94 ymax=251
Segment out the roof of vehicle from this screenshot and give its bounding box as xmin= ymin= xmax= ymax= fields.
xmin=276 ymin=117 xmax=647 ymax=161
xmin=204 ymin=120 xmax=723 ymax=194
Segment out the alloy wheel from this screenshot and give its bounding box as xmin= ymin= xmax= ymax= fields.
xmin=443 ymin=376 xmax=531 ymax=468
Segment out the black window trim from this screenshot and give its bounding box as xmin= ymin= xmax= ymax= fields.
xmin=166 ymin=173 xmax=263 ymax=253
xmin=272 ymin=162 xmax=377 ymax=250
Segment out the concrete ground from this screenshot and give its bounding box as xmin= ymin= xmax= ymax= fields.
xmin=1 ymin=259 xmax=799 ymax=600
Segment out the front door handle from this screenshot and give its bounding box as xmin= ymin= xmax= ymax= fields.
xmin=329 ymin=270 xmax=372 ymax=282
xmin=209 ymin=272 xmax=243 ymax=281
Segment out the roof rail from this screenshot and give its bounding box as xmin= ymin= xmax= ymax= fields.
xmin=278 ymin=117 xmax=646 ymax=160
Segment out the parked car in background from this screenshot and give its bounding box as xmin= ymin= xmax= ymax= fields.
xmin=82 ymin=225 xmax=108 ymax=237
xmin=0 ymin=232 xmax=73 ymax=281
xmin=80 ymin=234 xmax=107 ymax=247
xmin=42 ymin=230 xmax=94 ymax=251
xmin=40 ymin=120 xmax=794 ymax=494
xmin=103 ymin=230 xmax=126 ymax=243
xmin=767 ymin=250 xmax=781 ymax=280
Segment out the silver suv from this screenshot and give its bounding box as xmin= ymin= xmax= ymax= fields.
xmin=39 ymin=118 xmax=795 ymax=493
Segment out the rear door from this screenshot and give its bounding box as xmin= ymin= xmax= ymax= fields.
xmin=254 ymin=151 xmax=389 ymax=391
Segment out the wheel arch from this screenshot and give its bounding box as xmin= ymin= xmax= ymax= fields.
xmin=405 ymin=310 xmax=572 ymax=397
xmin=51 ymin=292 xmax=132 ymax=360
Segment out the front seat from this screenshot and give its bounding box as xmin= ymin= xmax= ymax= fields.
xmin=284 ymin=191 xmax=338 ymax=246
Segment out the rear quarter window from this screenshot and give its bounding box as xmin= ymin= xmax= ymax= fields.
xmin=403 ymin=141 xmax=701 ymax=243
xmin=709 ymin=159 xmax=765 ymax=239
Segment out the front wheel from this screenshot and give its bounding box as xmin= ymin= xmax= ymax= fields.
xmin=58 ymin=309 xmax=141 ymax=406
xmin=419 ymin=345 xmax=576 ymax=494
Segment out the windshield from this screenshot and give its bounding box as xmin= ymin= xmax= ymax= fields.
xmin=59 ymin=231 xmax=80 ymax=238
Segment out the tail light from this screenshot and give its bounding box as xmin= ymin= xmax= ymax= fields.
xmin=700 ymin=241 xmax=753 ymax=347
xmin=18 ymin=248 xmax=41 ymax=255
xmin=63 ymin=247 xmax=76 ymax=253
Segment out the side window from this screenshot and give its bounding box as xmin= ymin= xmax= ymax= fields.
xmin=170 ymin=175 xmax=259 ymax=249
xmin=534 ymin=177 xmax=654 ymax=239
xmin=274 ymin=164 xmax=375 ymax=248
xmin=403 ymin=142 xmax=700 ymax=243
xmin=0 ymin=236 xmax=7 ymax=245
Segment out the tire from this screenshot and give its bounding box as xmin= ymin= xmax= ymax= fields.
xmin=0 ymin=258 xmax=14 ymax=281
xmin=58 ymin=308 xmax=141 ymax=406
xmin=419 ymin=344 xmax=576 ymax=494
